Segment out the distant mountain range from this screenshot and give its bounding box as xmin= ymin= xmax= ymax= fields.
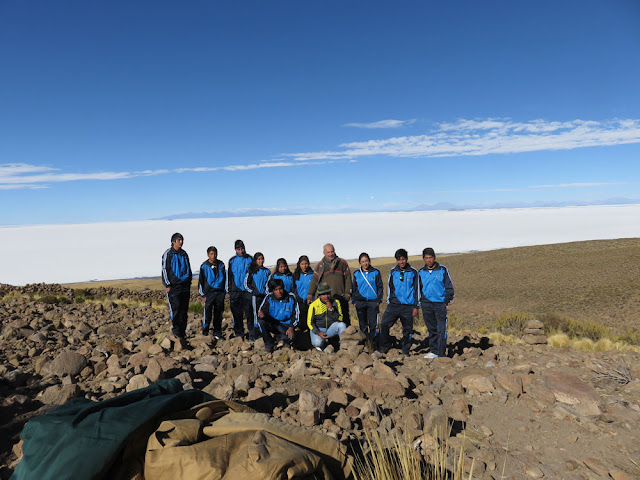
xmin=156 ymin=197 xmax=639 ymax=220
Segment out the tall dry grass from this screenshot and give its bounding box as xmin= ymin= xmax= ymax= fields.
xmin=353 ymin=427 xmax=473 ymax=480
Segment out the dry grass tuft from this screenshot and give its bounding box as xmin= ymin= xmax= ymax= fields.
xmin=353 ymin=426 xmax=473 ymax=480
xmin=547 ymin=333 xmax=570 ymax=348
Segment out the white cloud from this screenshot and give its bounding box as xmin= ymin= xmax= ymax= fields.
xmin=343 ymin=119 xmax=416 ymax=129
xmin=0 ymin=184 xmax=48 ymax=190
xmin=530 ymin=182 xmax=630 ymax=189
xmin=0 ymin=163 xmax=56 ymax=176
xmin=0 ymin=160 xmax=333 ymax=189
xmin=413 ymin=181 xmax=633 ymax=195
xmin=288 ymin=118 xmax=640 ymax=161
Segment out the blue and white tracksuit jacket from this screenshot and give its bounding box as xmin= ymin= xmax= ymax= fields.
xmin=267 ymin=271 xmax=294 ymax=293
xmin=161 ymin=247 xmax=192 ymax=292
xmin=418 ymin=263 xmax=454 ymax=305
xmin=227 ymin=254 xmax=252 ymax=294
xmin=198 ymin=260 xmax=226 ymax=296
xmin=387 ymin=264 xmax=419 ymax=307
xmin=352 ymin=267 xmax=383 ymax=304
xmin=258 ymin=292 xmax=300 ymax=329
xmin=293 ymin=271 xmax=314 ymax=301
xmin=244 ymin=267 xmax=271 ymax=297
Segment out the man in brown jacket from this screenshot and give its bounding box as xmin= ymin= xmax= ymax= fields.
xmin=307 ymin=243 xmax=352 ymax=324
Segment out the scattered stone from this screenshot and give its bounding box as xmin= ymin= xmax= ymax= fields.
xmin=126 ymin=374 xmax=151 ymax=392
xmin=544 ymin=371 xmax=601 ymax=416
xmin=49 ymin=351 xmax=88 ymax=377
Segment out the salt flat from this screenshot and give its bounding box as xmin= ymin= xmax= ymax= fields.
xmin=2 ymin=204 xmax=639 ymax=285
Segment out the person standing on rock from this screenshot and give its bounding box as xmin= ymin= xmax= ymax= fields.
xmin=418 ymin=247 xmax=454 ymax=358
xmin=352 ymin=252 xmax=383 ymax=351
xmin=198 ymin=246 xmax=226 ymax=339
xmin=292 ymin=255 xmax=313 ymax=331
xmin=244 ymin=252 xmax=270 ymax=341
xmin=257 ymin=278 xmax=299 ymax=352
xmin=161 ymin=232 xmax=193 ymax=339
xmin=307 ymin=243 xmax=352 ymax=324
xmin=227 ymin=240 xmax=254 ymax=340
xmin=308 ymin=282 xmax=347 ymax=351
xmin=379 ymin=248 xmax=419 ymax=356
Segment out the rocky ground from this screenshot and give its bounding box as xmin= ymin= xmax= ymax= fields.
xmin=1 ymin=284 xmax=639 ymax=479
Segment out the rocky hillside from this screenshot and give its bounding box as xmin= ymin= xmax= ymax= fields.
xmin=1 ymin=283 xmax=639 ymax=479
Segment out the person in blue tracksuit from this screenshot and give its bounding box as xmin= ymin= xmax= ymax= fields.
xmin=292 ymin=255 xmax=313 ymax=331
xmin=227 ymin=240 xmax=253 ymax=340
xmin=267 ymin=258 xmax=294 ymax=293
xmin=418 ymin=247 xmax=454 ymax=358
xmin=244 ymin=252 xmax=270 ymax=340
xmin=352 ymin=252 xmax=383 ymax=347
xmin=161 ymin=232 xmax=193 ymax=338
xmin=198 ymin=246 xmax=226 ymax=339
xmin=379 ymin=248 xmax=419 ymax=356
xmin=257 ymin=278 xmax=299 ymax=352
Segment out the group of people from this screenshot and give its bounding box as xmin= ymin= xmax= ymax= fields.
xmin=161 ymin=234 xmax=454 ymax=358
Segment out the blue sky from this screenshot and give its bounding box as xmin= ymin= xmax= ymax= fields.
xmin=1 ymin=0 xmax=639 ymax=225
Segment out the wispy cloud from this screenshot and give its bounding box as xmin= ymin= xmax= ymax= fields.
xmin=288 ymin=118 xmax=640 ymax=161
xmin=0 ymin=160 xmax=333 ymax=190
xmin=411 ymin=182 xmax=634 ymax=195
xmin=529 ymin=182 xmax=630 ymax=189
xmin=343 ymin=119 xmax=416 ymax=129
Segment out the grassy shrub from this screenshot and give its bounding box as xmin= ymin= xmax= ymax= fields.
xmin=38 ymin=295 xmax=60 ymax=304
xmin=189 ymin=303 xmax=204 ymax=315
xmin=547 ymin=333 xmax=570 ymax=348
xmin=493 ymin=313 xmax=532 ymax=335
xmin=75 ymin=297 xmax=86 ymax=304
xmin=539 ymin=312 xmax=612 ymax=341
xmin=2 ymin=291 xmax=26 ymax=303
xmin=73 ymin=288 xmax=93 ymax=299
xmin=618 ymin=328 xmax=640 ymax=345
xmin=58 ymin=295 xmax=71 ymax=304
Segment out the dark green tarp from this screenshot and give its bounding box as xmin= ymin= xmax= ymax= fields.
xmin=12 ymin=379 xmax=213 ymax=480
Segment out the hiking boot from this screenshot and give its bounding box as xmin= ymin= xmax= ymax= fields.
xmin=265 ymin=344 xmax=274 ymax=353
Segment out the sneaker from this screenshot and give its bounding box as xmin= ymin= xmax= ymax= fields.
xmin=315 ymin=346 xmax=323 ymax=352
xmin=402 ymin=350 xmax=410 ymax=357
xmin=265 ymin=344 xmax=274 ymax=353
xmin=213 ymin=333 xmax=222 ymax=340
xmin=424 ymin=352 xmax=438 ymax=359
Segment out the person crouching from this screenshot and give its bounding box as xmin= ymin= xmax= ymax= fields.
xmin=308 ymin=282 xmax=347 ymax=351
xmin=257 ymin=279 xmax=299 ymax=353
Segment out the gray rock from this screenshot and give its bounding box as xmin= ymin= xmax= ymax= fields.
xmin=299 ymin=390 xmax=327 ymax=415
xmin=126 ymin=374 xmax=151 ymax=392
xmin=50 ymin=351 xmax=88 ymax=377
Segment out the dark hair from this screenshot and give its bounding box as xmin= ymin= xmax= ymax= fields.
xmin=248 ymin=252 xmax=264 ymax=274
xmin=171 ymin=232 xmax=184 ymax=243
xmin=422 ymin=247 xmax=436 ymax=258
xmin=234 ymin=239 xmax=245 ymax=249
xmin=273 ymin=257 xmax=291 ymax=275
xmin=394 ymin=248 xmax=408 ymax=260
xmin=268 ymin=278 xmax=285 ymax=292
xmin=207 ymin=246 xmax=217 ymax=254
xmin=358 ymin=252 xmax=371 ymax=264
xmin=293 ymin=255 xmax=311 ymax=280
